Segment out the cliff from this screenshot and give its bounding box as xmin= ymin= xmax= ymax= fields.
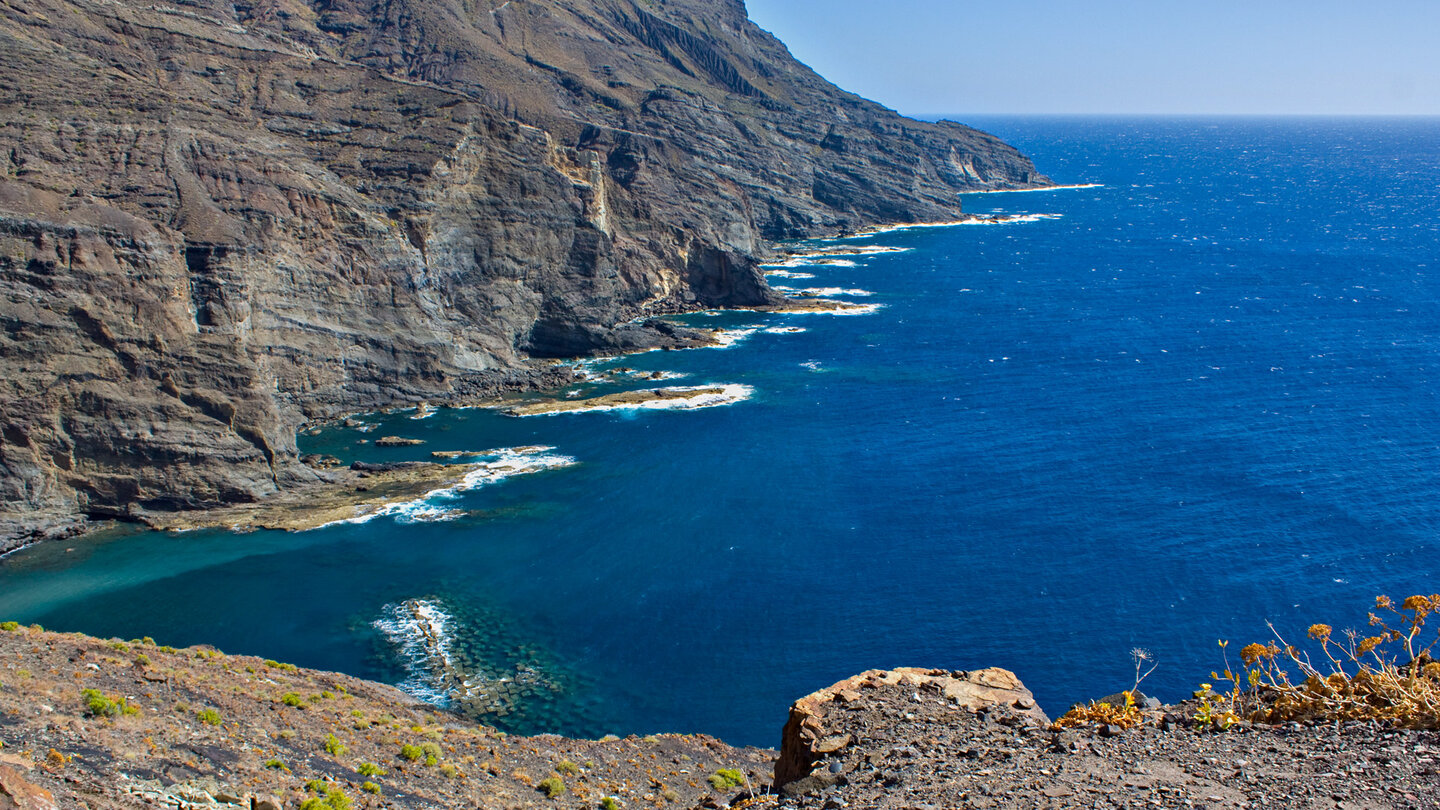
xmin=0 ymin=0 xmax=1048 ymax=546
xmin=0 ymin=627 xmax=1435 ymax=809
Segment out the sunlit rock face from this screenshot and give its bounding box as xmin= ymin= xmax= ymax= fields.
xmin=0 ymin=0 xmax=1047 ymax=543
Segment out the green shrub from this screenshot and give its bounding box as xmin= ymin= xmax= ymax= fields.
xmin=81 ymin=689 xmax=137 ymax=718
xmin=264 ymin=659 xmax=298 ymax=672
xmin=263 ymin=758 xmax=289 ymax=772
xmin=356 ymin=762 xmax=386 ymax=777
xmin=556 ymin=759 xmax=580 ymax=776
xmin=399 ymin=743 xmax=423 ymax=761
xmin=538 ymin=776 xmax=566 ymax=798
xmin=196 ymin=709 xmax=222 ymax=726
xmin=601 ymin=797 xmax=622 ymax=810
xmin=0 ymin=622 xmax=19 ymax=632
xmin=134 ymin=654 xmax=150 ymax=667
xmin=324 ymin=734 xmax=348 ymax=757
xmin=281 ymin=692 xmax=304 ymax=707
xmin=707 ymin=769 xmax=745 ymax=790
xmin=299 ymin=782 xmax=352 ymax=810
xmin=360 ymin=781 xmax=381 ymax=795
xmin=299 ymin=795 xmax=351 ymax=810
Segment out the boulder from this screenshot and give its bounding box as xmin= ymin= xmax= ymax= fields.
xmin=0 ymin=765 xmax=58 ymax=810
xmin=774 ymin=667 xmax=1049 ymax=788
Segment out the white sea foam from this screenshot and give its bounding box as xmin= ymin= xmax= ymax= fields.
xmin=826 ymin=303 xmax=884 ymax=316
xmin=840 ymin=213 xmax=1061 ymax=238
xmin=763 ymin=326 xmax=807 ymax=334
xmin=841 ymin=220 xmax=971 ymax=238
xmin=372 ymin=598 xmax=457 ymax=706
xmin=608 ymin=368 xmax=688 ymax=381
xmin=519 ymin=384 xmax=754 ymax=416
xmin=764 ymin=270 xmax=816 ymax=279
xmin=761 ymin=256 xmax=859 ymax=268
xmin=780 ymin=245 xmax=911 ymax=261
xmin=795 ymin=287 xmax=873 ymax=298
xmin=707 ymin=327 xmax=760 ymax=348
xmin=316 ymin=447 xmax=577 ymax=529
xmin=958 ymin=213 xmax=1063 ymax=226
xmin=570 ymin=360 xmax=608 ymax=381
xmin=964 ymin=183 xmax=1103 ymax=194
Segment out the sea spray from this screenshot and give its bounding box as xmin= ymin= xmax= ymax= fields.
xmin=371 ymin=595 xmax=592 ymax=734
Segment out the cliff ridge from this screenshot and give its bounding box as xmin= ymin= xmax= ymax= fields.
xmin=0 ymin=0 xmax=1048 ymax=545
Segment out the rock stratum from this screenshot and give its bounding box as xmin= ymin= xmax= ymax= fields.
xmin=1 ymin=626 xmax=1436 ymax=809
xmin=0 ymin=0 xmax=1049 ymax=547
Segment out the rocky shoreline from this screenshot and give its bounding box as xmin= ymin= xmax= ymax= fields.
xmin=132 ymin=450 xmax=574 ymax=534
xmin=0 ymin=275 xmax=882 ymax=555
xmin=1 ymin=626 xmax=1435 ymax=809
xmin=0 ymin=0 xmax=1050 ymax=545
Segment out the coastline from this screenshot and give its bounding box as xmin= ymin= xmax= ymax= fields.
xmin=835 ymin=210 xmax=1060 ymax=239
xmin=0 ymin=202 xmax=1052 ymax=556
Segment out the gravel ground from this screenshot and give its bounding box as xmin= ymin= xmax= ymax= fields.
xmin=769 ymin=670 xmax=1440 ymax=810
xmin=0 ymin=625 xmax=771 ymax=809
xmin=2 ymin=627 xmax=1435 ymax=809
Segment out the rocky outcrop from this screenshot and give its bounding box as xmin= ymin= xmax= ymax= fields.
xmin=775 ymin=667 xmax=1048 ymax=790
xmin=769 ymin=667 xmax=1440 ymax=809
xmin=0 ymin=0 xmax=1049 ymax=543
xmin=0 ymin=761 xmax=60 ymax=810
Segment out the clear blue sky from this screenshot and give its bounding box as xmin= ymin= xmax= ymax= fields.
xmin=743 ymin=0 xmax=1440 ymax=115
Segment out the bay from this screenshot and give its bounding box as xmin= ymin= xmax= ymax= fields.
xmin=3 ymin=117 xmax=1438 ymax=747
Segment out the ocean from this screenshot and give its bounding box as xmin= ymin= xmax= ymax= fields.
xmin=2 ymin=117 xmax=1438 ymax=747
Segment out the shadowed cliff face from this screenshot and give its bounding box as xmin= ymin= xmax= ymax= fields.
xmin=0 ymin=0 xmax=1048 ymax=543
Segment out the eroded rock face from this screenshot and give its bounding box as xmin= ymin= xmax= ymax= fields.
xmin=0 ymin=0 xmax=1048 ymax=543
xmin=775 ymin=667 xmax=1049 ymax=789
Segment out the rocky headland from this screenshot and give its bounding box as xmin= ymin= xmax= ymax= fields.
xmin=1 ymin=626 xmax=1436 ymax=809
xmin=0 ymin=0 xmax=1050 ymax=548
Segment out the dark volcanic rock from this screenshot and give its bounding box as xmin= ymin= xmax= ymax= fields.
xmin=0 ymin=0 xmax=1049 ymax=542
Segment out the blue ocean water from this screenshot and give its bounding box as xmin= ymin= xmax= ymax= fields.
xmin=3 ymin=117 xmax=1439 ymax=747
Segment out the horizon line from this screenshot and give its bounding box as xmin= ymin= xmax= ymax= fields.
xmin=909 ymin=111 xmax=1440 ymax=120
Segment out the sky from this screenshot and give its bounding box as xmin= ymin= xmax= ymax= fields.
xmin=742 ymin=0 xmax=1440 ymax=116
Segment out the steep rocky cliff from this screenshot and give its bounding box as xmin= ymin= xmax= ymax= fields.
xmin=0 ymin=0 xmax=1048 ymax=545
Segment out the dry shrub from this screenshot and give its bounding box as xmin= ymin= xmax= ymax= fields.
xmin=1232 ymin=594 xmax=1440 ymax=728
xmin=1051 ymin=693 xmax=1145 ymax=730
xmin=1052 ymin=648 xmax=1157 ymax=731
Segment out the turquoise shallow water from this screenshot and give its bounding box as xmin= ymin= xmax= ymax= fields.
xmin=3 ymin=117 xmax=1439 ymax=747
